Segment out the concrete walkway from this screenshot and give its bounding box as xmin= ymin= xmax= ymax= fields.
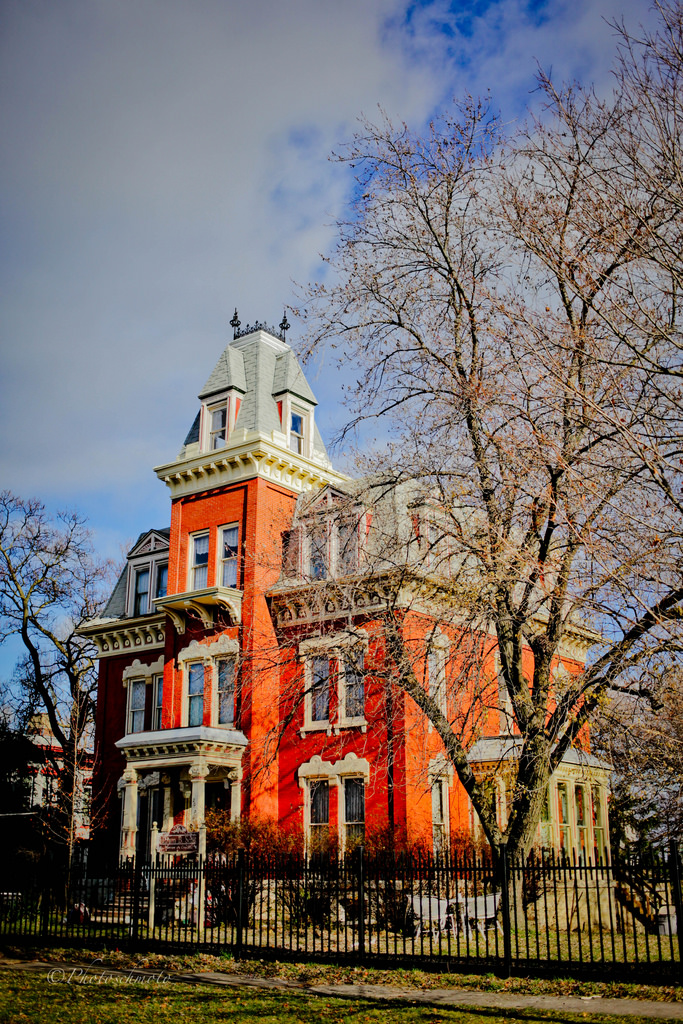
xmin=1 ymin=958 xmax=682 ymax=1019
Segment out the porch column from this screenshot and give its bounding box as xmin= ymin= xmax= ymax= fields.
xmin=161 ymin=773 xmax=172 ymax=831
xmin=119 ymin=767 xmax=139 ymax=861
xmin=228 ymin=766 xmax=243 ymax=823
xmin=189 ymin=762 xmax=209 ymax=828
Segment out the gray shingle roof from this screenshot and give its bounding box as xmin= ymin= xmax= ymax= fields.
xmin=272 ymin=350 xmax=317 ymax=404
xmin=188 ymin=331 xmax=325 ymax=454
xmin=467 ymin=736 xmax=611 ymax=771
xmin=199 ymin=345 xmax=248 ymax=399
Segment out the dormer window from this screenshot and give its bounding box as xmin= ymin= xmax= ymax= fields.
xmin=124 ymin=530 xmax=170 ymax=618
xmin=199 ymin=392 xmax=242 ymax=453
xmin=209 ymin=403 xmax=228 ymax=450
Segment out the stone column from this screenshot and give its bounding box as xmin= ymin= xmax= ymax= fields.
xmin=189 ymin=762 xmax=209 ymax=829
xmin=119 ymin=767 xmax=139 ymax=861
xmin=228 ymin=766 xmax=243 ymax=823
xmin=161 ymin=773 xmax=172 ymax=832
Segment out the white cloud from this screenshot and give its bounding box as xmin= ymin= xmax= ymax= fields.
xmin=0 ymin=0 xmax=661 ymax=540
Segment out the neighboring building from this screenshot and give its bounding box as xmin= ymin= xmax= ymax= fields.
xmin=1 ymin=713 xmax=93 ymax=844
xmin=83 ymin=319 xmax=610 ymax=862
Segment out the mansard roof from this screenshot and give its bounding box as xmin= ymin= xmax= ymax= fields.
xmin=184 ymin=327 xmax=326 ymax=455
xmin=198 ymin=345 xmax=248 ymax=399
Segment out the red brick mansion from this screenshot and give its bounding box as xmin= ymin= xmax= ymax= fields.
xmin=83 ymin=320 xmax=610 ymax=862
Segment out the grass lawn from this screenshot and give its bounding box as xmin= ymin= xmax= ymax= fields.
xmin=0 ymin=970 xmax=668 ymax=1024
xmin=4 ymin=945 xmax=680 ymax=1003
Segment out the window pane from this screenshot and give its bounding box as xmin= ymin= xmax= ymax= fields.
xmin=311 ymin=657 xmax=329 ymax=721
xmin=309 ymin=526 xmax=327 ymax=579
xmin=345 ymin=778 xmax=365 ymax=845
xmin=344 ymin=651 xmax=364 ymax=718
xmin=129 ymin=680 xmax=146 ymax=733
xmin=155 ymin=563 xmax=168 ymax=598
xmin=345 ymin=778 xmax=364 ymax=823
xmin=210 ymin=405 xmax=228 ymax=449
xmin=428 ymin=650 xmax=446 ymax=714
xmin=192 ymin=534 xmax=209 ymax=589
xmin=338 ymin=519 xmax=358 ymax=574
xmin=133 ymin=569 xmax=150 ymax=616
xmin=221 ymin=526 xmax=239 ymax=588
xmin=188 ymin=663 xmax=204 ymax=727
xmin=290 ymin=412 xmax=304 ymax=453
xmin=217 ymin=658 xmax=235 ymax=725
xmin=310 ymin=780 xmax=329 ymax=825
xmin=153 ymin=676 xmax=163 ymax=730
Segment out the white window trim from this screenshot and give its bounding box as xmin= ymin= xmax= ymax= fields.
xmin=298 ymin=631 xmax=369 ymax=736
xmin=298 ymin=753 xmax=370 ymax=855
xmin=178 ymin=637 xmax=239 ymax=728
xmin=188 ymin=529 xmax=210 ymax=592
xmin=122 ymin=656 xmax=165 ymax=685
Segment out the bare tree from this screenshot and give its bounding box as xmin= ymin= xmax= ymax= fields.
xmin=0 ymin=492 xmax=111 ymax=859
xmin=594 ymin=666 xmax=683 ymax=850
xmin=295 ymin=3 xmax=683 ymax=861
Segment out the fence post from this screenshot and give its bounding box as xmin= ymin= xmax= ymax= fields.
xmin=357 ymin=845 xmax=366 ymax=960
xmin=197 ymin=825 xmax=206 ymax=935
xmin=148 ymin=823 xmax=158 ymax=935
xmin=131 ymin=857 xmax=142 ymax=948
xmin=668 ymin=839 xmax=683 ymax=981
xmin=40 ymin=861 xmax=51 ymax=942
xmin=498 ymin=839 xmax=512 ymax=979
xmin=235 ymin=848 xmax=245 ymax=959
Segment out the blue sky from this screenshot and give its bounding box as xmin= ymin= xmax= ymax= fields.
xmin=0 ymin=0 xmax=656 ymax=674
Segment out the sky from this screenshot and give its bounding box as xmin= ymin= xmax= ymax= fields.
xmin=0 ymin=0 xmax=658 ymax=664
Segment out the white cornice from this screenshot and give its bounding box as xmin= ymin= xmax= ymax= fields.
xmin=79 ymin=614 xmax=165 ymax=658
xmin=155 ymin=431 xmax=348 ymax=499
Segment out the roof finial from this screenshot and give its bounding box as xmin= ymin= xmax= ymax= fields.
xmin=230 ymin=308 xmax=241 ymax=339
xmin=279 ymin=310 xmax=290 ymax=339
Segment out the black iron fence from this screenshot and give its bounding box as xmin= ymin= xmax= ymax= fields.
xmin=1 ymin=846 xmax=681 ymax=981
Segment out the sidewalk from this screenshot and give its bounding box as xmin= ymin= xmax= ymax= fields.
xmin=2 ymin=958 xmax=682 ymax=1019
